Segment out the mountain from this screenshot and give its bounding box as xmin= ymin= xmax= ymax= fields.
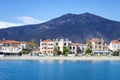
xmin=0 ymin=12 xmax=120 ymax=43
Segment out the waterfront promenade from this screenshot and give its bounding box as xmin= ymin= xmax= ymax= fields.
xmin=1 ymin=56 xmax=120 ymax=61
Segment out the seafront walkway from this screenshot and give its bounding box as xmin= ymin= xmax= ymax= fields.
xmin=1 ymin=56 xmax=120 ymax=61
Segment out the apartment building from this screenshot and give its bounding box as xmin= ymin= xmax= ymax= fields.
xmin=40 ymin=39 xmax=54 ymax=55
xmin=0 ymin=40 xmax=28 ymax=55
xmin=53 ymin=38 xmax=71 ymax=53
xmin=40 ymin=38 xmax=71 ymax=55
xmin=88 ymin=38 xmax=104 ymax=54
xmin=109 ymin=39 xmax=120 ymax=51
xmin=69 ymin=43 xmax=83 ymax=54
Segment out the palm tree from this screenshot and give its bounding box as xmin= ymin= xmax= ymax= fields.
xmin=28 ymin=39 xmax=38 ymax=49
xmin=85 ymin=39 xmax=93 ymax=55
xmin=86 ymin=39 xmax=91 ymax=48
xmin=85 ymin=48 xmax=92 ymax=55
xmin=28 ymin=39 xmax=38 ymax=55
xmin=63 ymin=47 xmax=70 ymax=56
xmin=53 ymin=47 xmax=59 ymax=56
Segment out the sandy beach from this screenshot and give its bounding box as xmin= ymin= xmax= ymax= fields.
xmin=0 ymin=56 xmax=120 ymax=61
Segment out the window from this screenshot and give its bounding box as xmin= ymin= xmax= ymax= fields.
xmin=42 ymin=43 xmax=46 ymax=45
xmin=114 ymin=45 xmax=116 ymax=48
xmin=70 ymin=47 xmax=71 ymax=49
xmin=90 ymin=46 xmax=92 ymax=48
xmin=99 ymin=46 xmax=101 ymax=48
xmin=95 ymin=42 xmax=97 ymax=44
xmin=117 ymin=45 xmax=119 ymax=48
xmin=118 ymin=45 xmax=120 ymax=48
xmin=64 ymin=43 xmax=66 ymax=46
xmin=56 ymin=43 xmax=58 ymax=45
xmin=95 ymin=46 xmax=97 ymax=48
xmin=19 ymin=48 xmax=21 ymax=50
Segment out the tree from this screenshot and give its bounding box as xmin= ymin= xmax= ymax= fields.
xmin=19 ymin=48 xmax=30 ymax=55
xmin=57 ymin=51 xmax=62 ymax=55
xmin=28 ymin=39 xmax=38 ymax=49
xmin=53 ymin=47 xmax=59 ymax=56
xmin=85 ymin=48 xmax=92 ymax=55
xmin=53 ymin=47 xmax=63 ymax=56
xmin=63 ymin=47 xmax=70 ymax=56
xmin=86 ymin=39 xmax=91 ymax=48
xmin=85 ymin=39 xmax=93 ymax=55
xmin=112 ymin=50 xmax=120 ymax=56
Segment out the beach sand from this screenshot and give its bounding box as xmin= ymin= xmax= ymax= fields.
xmin=0 ymin=56 xmax=120 ymax=61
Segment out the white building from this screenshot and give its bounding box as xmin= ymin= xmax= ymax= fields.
xmin=109 ymin=39 xmax=120 ymax=51
xmin=88 ymin=38 xmax=104 ymax=54
xmin=53 ymin=38 xmax=71 ymax=53
xmin=0 ymin=40 xmax=28 ymax=55
xmin=82 ymin=44 xmax=87 ymax=54
xmin=40 ymin=38 xmax=71 ymax=55
xmin=40 ymin=38 xmax=86 ymax=56
xmin=20 ymin=41 xmax=28 ymax=49
xmin=87 ymin=38 xmax=110 ymax=54
xmin=69 ymin=43 xmax=83 ymax=54
xmin=40 ymin=39 xmax=54 ymax=55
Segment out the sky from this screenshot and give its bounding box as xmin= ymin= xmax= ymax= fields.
xmin=0 ymin=0 xmax=120 ymax=28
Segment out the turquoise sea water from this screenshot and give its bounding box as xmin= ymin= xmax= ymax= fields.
xmin=0 ymin=60 xmax=120 ymax=80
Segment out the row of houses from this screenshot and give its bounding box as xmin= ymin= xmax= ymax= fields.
xmin=0 ymin=38 xmax=120 ymax=56
xmin=39 ymin=38 xmax=120 ymax=56
xmin=0 ymin=40 xmax=28 ymax=56
xmin=39 ymin=38 xmax=83 ymax=56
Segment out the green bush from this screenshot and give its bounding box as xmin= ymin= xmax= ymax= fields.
xmin=63 ymin=47 xmax=70 ymax=56
xmin=112 ymin=51 xmax=119 ymax=56
xmin=64 ymin=52 xmax=68 ymax=56
xmin=20 ymin=48 xmax=30 ymax=55
xmin=85 ymin=48 xmax=92 ymax=55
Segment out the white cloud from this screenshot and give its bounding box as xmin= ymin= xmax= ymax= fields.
xmin=16 ymin=16 xmax=45 ymax=24
xmin=0 ymin=16 xmax=45 ymax=29
xmin=0 ymin=21 xmax=22 ymax=29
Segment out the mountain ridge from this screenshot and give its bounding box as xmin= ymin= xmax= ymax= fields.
xmin=0 ymin=12 xmax=120 ymax=43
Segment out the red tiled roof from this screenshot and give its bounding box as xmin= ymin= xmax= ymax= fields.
xmin=103 ymin=44 xmax=109 ymax=48
xmin=70 ymin=43 xmax=82 ymax=46
xmin=112 ymin=40 xmax=120 ymax=44
xmin=0 ymin=40 xmax=20 ymax=44
xmin=89 ymin=38 xmax=104 ymax=42
xmin=20 ymin=41 xmax=28 ymax=44
xmin=42 ymin=39 xmax=53 ymax=42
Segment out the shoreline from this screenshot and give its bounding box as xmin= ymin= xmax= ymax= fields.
xmin=1 ymin=56 xmax=120 ymax=61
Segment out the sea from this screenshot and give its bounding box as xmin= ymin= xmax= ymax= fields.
xmin=0 ymin=60 xmax=120 ymax=80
